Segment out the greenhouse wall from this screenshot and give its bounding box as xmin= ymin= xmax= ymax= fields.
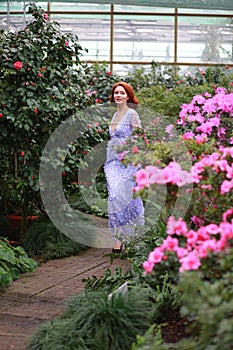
xmin=0 ymin=1 xmax=233 ymax=74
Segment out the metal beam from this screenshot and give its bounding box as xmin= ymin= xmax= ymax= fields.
xmin=26 ymin=1 xmax=233 ymax=11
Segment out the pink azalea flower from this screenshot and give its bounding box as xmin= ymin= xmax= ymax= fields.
xmin=148 ymin=247 xmax=164 ymax=263
xmin=161 ymin=236 xmax=179 ymax=252
xmin=132 ymin=146 xmax=139 ymax=154
xmin=197 ymin=239 xmax=217 ymax=258
xmin=221 ymin=179 xmax=233 ymax=194
xmin=176 ymin=247 xmax=188 ymax=259
xmin=142 ymin=261 xmax=154 ymax=274
xmin=165 ymin=124 xmax=174 ymax=134
xmin=134 ymin=169 xmax=149 ymax=190
xmin=204 ymin=224 xmax=220 ymax=235
xmin=196 ymin=122 xmax=213 ymax=135
xmin=186 ymin=230 xmax=198 ymax=246
xmin=196 ymin=226 xmax=210 ymax=241
xmin=119 ymin=150 xmax=127 ymax=161
xmin=195 ymin=133 xmax=208 ymax=142
xmin=219 ymin=222 xmax=233 ymax=240
xmin=167 ymin=216 xmax=188 ymax=236
xmin=192 ymin=94 xmax=206 ymax=105
xmin=144 ymin=165 xmax=166 ymax=185
xmin=179 ymin=251 xmax=201 ymax=272
xmin=191 ymin=215 xmax=204 ymax=228
xmin=182 ymin=131 xmax=194 ymax=140
xmin=222 ymin=208 xmax=233 ymax=222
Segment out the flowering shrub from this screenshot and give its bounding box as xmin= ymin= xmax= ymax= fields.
xmin=0 ymin=4 xmax=119 ymax=234
xmin=143 ymin=207 xmax=233 ymax=274
xmin=177 ymin=87 xmax=233 ymax=146
xmin=123 ymin=85 xmax=233 ymax=275
xmin=77 ymin=62 xmax=119 ymax=105
xmin=138 ymin=144 xmax=233 ymax=274
xmin=126 ymin=62 xmax=233 ymax=92
xmin=0 ymin=4 xmax=86 ymax=225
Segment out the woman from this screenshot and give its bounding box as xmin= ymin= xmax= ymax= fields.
xmin=104 ymin=82 xmax=144 ymax=252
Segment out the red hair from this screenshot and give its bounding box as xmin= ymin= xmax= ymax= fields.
xmin=110 ymin=81 xmax=139 ymax=109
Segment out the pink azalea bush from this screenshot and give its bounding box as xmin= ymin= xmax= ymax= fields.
xmin=139 ymin=146 xmax=233 ymax=273
xmin=134 ymin=161 xmax=193 ymax=192
xmin=143 ymin=207 xmax=233 ymax=274
xmin=134 ymin=86 xmax=233 ymax=275
xmin=177 ymin=87 xmax=233 ymax=146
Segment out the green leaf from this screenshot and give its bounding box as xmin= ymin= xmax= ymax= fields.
xmin=0 ymin=242 xmax=16 ymax=264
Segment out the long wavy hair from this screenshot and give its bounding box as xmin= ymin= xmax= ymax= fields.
xmin=110 ymin=81 xmax=139 ymax=109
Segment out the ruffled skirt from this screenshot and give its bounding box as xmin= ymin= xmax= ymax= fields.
xmin=104 ymin=158 xmax=144 ymax=241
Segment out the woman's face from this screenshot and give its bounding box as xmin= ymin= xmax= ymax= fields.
xmin=113 ymin=85 xmax=128 ymax=106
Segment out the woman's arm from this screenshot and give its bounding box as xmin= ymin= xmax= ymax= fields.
xmin=130 ymin=110 xmax=142 ymax=129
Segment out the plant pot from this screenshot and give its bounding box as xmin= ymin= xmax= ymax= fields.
xmin=8 ymin=214 xmax=39 ymax=232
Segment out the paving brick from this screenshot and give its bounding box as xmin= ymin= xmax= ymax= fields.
xmin=0 ymin=247 xmax=130 ymax=350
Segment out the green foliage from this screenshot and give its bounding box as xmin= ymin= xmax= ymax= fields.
xmin=83 ymin=266 xmax=135 ymax=292
xmin=175 ymin=248 xmax=233 ymax=350
xmin=151 ymin=276 xmax=182 ymax=324
xmin=137 ymin=84 xmax=215 ymax=118
xmin=76 ymin=62 xmax=120 ymax=104
xmin=22 ymin=216 xmax=87 ymax=261
xmin=29 ymin=287 xmax=154 ymax=350
xmin=0 ymin=236 xmax=37 ymax=287
xmin=127 ymin=219 xmax=167 ymax=279
xmin=125 ymin=62 xmax=179 ymax=91
xmin=131 ymin=325 xmax=169 ymax=350
xmin=62 ymin=118 xmax=110 ymax=214
xmin=126 ymin=62 xmax=233 ymax=93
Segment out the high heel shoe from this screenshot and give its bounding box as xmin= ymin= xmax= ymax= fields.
xmin=112 ymin=244 xmax=125 ymax=254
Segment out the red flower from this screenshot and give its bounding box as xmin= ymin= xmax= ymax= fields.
xmin=0 ymin=113 xmax=3 ymax=118
xmin=14 ymin=61 xmax=23 ymax=70
xmin=20 ymin=151 xmax=25 ymax=156
xmin=33 ymin=108 xmax=38 ymax=114
xmin=44 ymin=13 xmax=49 ymax=20
xmin=132 ymin=146 xmax=139 ymax=154
xmin=107 ymin=71 xmax=112 ymax=76
xmin=38 ymin=73 xmax=43 ymax=78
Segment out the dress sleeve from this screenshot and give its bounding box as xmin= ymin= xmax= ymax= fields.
xmin=130 ymin=110 xmax=142 ymax=129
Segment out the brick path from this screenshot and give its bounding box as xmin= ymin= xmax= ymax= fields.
xmin=0 ymin=248 xmax=130 ymax=350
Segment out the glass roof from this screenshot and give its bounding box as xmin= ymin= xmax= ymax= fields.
xmin=32 ymin=0 xmax=233 ymax=11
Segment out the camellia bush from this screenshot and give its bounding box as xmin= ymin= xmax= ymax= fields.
xmin=0 ymin=4 xmax=119 ymax=236
xmin=0 ymin=4 xmax=85 ymax=234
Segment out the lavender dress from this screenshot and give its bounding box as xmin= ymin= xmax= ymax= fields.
xmin=104 ymin=108 xmax=144 ymax=241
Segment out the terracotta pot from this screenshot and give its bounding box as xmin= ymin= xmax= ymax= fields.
xmin=8 ymin=214 xmax=39 ymax=231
